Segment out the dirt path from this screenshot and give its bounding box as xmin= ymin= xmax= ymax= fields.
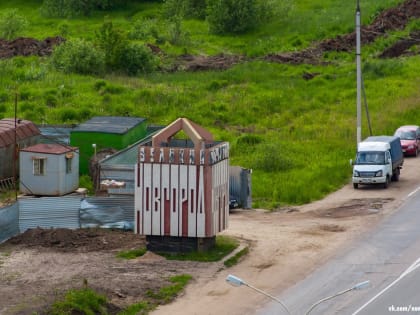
xmin=151 ymin=157 xmax=420 ymax=315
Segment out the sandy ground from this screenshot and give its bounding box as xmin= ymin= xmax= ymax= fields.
xmin=0 ymin=157 xmax=419 ymax=315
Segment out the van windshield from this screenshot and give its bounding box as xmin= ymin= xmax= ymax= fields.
xmin=356 ymin=151 xmax=385 ymax=165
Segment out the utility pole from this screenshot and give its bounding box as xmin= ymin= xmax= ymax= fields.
xmin=13 ymin=91 xmax=18 ymax=200
xmin=356 ymin=0 xmax=362 ymax=146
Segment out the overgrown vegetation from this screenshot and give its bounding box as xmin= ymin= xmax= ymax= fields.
xmin=158 ymin=235 xmax=239 ymax=262
xmin=50 ymin=286 xmax=108 ymax=315
xmin=0 ymin=0 xmax=418 ymax=208
xmin=49 ymin=275 xmax=192 ymax=315
xmin=116 ymin=247 xmax=147 ymax=259
xmin=145 ymin=274 xmax=192 ymax=303
xmin=0 ymin=9 xmax=28 ymax=39
xmin=224 ymin=246 xmax=249 ymax=267
xmin=40 ymin=0 xmax=128 ymax=18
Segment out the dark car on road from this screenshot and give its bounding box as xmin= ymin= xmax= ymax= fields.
xmin=394 ymin=125 xmax=420 ymax=157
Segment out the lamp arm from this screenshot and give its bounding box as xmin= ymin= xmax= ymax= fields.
xmin=245 ymin=283 xmax=291 ymax=315
xmin=305 ymin=287 xmax=353 ymax=315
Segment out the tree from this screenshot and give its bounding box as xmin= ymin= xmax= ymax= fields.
xmin=0 ymin=9 xmax=29 ymax=40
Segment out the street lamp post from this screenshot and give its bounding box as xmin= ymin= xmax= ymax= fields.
xmin=226 ymin=274 xmax=291 ymax=315
xmin=226 ymin=274 xmax=370 ymax=315
xmin=305 ymin=280 xmax=370 ymax=315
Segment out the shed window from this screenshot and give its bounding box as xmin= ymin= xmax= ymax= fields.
xmin=66 ymin=157 xmax=72 ymax=173
xmin=33 ymin=158 xmax=46 ymax=176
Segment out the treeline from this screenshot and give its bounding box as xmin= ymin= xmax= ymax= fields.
xmin=40 ymin=0 xmax=291 ymax=35
xmin=40 ymin=0 xmax=130 ymax=17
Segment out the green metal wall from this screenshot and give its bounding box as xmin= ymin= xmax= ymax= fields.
xmin=70 ymin=121 xmax=147 ymax=174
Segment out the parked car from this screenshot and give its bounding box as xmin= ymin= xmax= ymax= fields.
xmin=229 ymin=196 xmax=239 ymax=209
xmin=393 ymin=125 xmax=420 ymax=157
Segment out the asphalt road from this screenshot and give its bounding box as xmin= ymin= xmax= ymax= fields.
xmin=353 ymin=263 xmax=420 ymax=315
xmin=256 ymin=186 xmax=420 ymax=315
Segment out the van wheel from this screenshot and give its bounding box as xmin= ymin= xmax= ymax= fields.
xmin=353 ymin=183 xmax=358 ymax=189
xmin=393 ymin=168 xmax=400 ymax=182
xmin=383 ymin=176 xmax=389 ymax=189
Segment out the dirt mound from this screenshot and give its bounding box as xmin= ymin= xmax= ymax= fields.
xmin=0 ymin=36 xmax=65 ymax=59
xmin=173 ymin=53 xmax=246 ymax=71
xmin=380 ymin=29 xmax=420 ymax=58
xmin=268 ymin=0 xmax=420 ymax=64
xmin=4 ymin=227 xmax=146 ymax=252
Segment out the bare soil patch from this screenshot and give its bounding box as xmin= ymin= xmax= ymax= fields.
xmin=0 ymin=228 xmax=222 ymax=314
xmin=5 ymin=227 xmax=145 ymax=252
xmin=0 ymin=36 xmax=64 ymax=59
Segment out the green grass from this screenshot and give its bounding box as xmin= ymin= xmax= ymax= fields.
xmin=1 ymin=0 xmax=419 ymax=208
xmin=50 ymin=287 xmax=107 ymax=315
xmin=116 ymin=248 xmax=147 ymax=259
xmin=48 ymin=274 xmax=192 ymax=315
xmin=118 ymin=301 xmax=154 ymax=315
xmin=158 ymin=235 xmax=239 ymax=262
xmin=224 ymin=246 xmax=249 ymax=268
xmin=145 ymin=274 xmax=192 ymax=303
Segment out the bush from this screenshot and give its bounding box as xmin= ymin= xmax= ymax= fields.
xmin=186 ymin=0 xmax=207 ymax=19
xmin=206 ymin=0 xmax=289 ymax=34
xmin=206 ymin=0 xmax=258 ymax=34
xmin=0 ymin=9 xmax=29 ymax=40
xmin=95 ymin=20 xmax=125 ymax=70
xmin=163 ymin=0 xmax=206 ymax=20
xmin=129 ymin=18 xmax=159 ymax=41
xmin=118 ymin=42 xmax=157 ymax=76
xmin=51 ymin=39 xmax=105 ymax=75
xmin=58 ymin=107 xmax=79 ymax=122
xmin=40 ymin=0 xmax=126 ymax=17
xmin=40 ymin=0 xmax=90 ymax=18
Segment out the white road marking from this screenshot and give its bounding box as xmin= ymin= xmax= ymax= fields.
xmin=407 ymin=186 xmax=420 ymax=198
xmin=352 ymin=256 xmax=420 ymax=314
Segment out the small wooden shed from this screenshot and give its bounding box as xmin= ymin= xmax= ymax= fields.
xmin=135 ymin=118 xmax=229 ymax=252
xmin=19 ymin=143 xmax=79 ymax=196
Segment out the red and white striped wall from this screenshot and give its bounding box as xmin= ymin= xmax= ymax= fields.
xmin=134 ymin=143 xmax=229 ymax=237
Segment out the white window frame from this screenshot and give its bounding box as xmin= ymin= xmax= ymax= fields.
xmin=65 ymin=157 xmax=72 ymax=174
xmin=33 ymin=158 xmax=46 ymax=176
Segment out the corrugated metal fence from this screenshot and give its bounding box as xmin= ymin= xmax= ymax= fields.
xmin=0 ymin=195 xmax=134 ymax=243
xmin=19 ymin=197 xmax=81 ymax=231
xmin=0 ymin=202 xmax=19 ymax=244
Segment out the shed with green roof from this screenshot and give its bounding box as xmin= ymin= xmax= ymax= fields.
xmin=70 ymin=116 xmax=147 ymax=174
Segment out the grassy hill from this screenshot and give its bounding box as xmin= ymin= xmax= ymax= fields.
xmin=1 ymin=0 xmax=420 ymax=208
